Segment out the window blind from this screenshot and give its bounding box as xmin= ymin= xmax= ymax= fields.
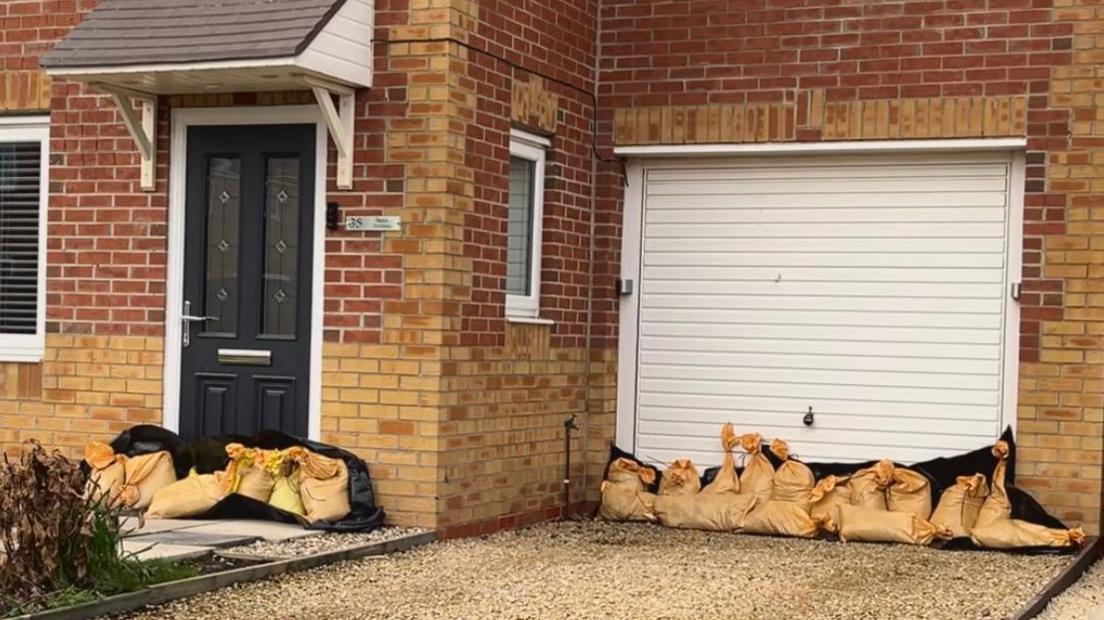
xmin=506 ymin=156 xmax=535 ymax=296
xmin=0 ymin=141 xmax=41 ymax=335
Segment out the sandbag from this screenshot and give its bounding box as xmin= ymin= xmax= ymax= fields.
xmin=837 ymin=504 xmax=949 ymax=545
xmin=971 ymin=441 xmax=1084 ymax=549
xmin=849 ymin=459 xmax=894 ymax=510
xmin=809 ymin=475 xmax=851 ymax=534
xmin=654 ymin=493 xmax=757 ymax=531
xmin=930 ymin=474 xmax=989 ymax=539
xmin=220 ymin=443 xmax=275 ymax=503
xmin=264 ymin=449 xmax=305 ymax=516
xmin=738 ymin=433 xmax=774 ymax=502
xmin=147 ymin=470 xmax=225 ymax=519
xmin=658 ymin=458 xmax=700 ymax=496
xmin=598 ymin=481 xmax=657 ymax=522
xmin=702 ymin=423 xmax=740 ymax=494
xmin=606 ymin=457 xmax=657 ymax=493
xmin=742 ymin=500 xmax=821 ymax=538
xmin=84 ymin=441 xmax=127 ymax=507
xmin=121 ymin=450 xmax=177 ymax=510
xmin=294 ymin=447 xmax=352 ymax=523
xmin=888 ymin=467 xmax=933 ymax=520
xmin=768 ymin=439 xmax=814 ymax=506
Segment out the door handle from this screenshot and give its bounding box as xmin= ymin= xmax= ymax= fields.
xmin=182 ymin=300 xmax=218 ymax=348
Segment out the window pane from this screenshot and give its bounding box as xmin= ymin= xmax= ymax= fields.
xmin=0 ymin=142 xmax=40 ymax=335
xmin=262 ymin=157 xmax=299 ymax=337
xmin=506 ymin=156 xmax=535 ymax=296
xmin=204 ymin=156 xmax=240 ymax=333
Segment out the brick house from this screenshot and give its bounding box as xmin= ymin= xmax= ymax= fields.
xmin=0 ymin=0 xmax=1100 ymax=535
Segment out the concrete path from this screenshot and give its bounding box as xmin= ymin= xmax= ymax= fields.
xmin=120 ymin=517 xmax=321 ymax=562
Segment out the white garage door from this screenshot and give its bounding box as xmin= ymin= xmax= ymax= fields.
xmin=620 ymin=151 xmax=1021 ymax=468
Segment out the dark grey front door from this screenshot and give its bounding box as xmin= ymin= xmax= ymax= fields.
xmin=179 ymin=124 xmax=315 ymax=440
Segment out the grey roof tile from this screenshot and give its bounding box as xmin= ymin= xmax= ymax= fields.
xmin=41 ymin=0 xmax=347 ymax=68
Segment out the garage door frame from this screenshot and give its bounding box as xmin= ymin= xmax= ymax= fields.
xmin=614 ymin=139 xmax=1026 ymax=458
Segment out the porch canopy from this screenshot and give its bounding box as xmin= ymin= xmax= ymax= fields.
xmin=40 ymin=0 xmax=373 ymax=189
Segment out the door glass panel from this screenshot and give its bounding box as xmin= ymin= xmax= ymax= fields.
xmin=205 ymin=156 xmax=240 ymax=334
xmin=262 ymin=156 xmax=299 ymax=336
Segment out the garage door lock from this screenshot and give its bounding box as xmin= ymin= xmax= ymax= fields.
xmin=616 ymin=278 xmax=634 ymax=296
xmin=803 ymin=407 xmax=815 ymax=427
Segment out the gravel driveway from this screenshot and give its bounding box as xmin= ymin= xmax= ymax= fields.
xmin=120 ymin=520 xmax=1070 ymax=620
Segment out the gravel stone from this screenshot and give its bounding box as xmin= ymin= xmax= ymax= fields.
xmin=119 ymin=520 xmax=1070 ymax=620
xmin=220 ymin=527 xmax=429 ymax=559
xmin=1037 ymin=560 xmax=1104 ymax=620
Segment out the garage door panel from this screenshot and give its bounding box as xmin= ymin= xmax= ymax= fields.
xmin=643 ymin=350 xmax=1000 ymax=375
xmin=643 ymin=266 xmax=1004 ymax=284
xmin=646 ymin=222 xmax=1006 ymax=239
xmin=639 ymin=392 xmax=998 ymax=422
xmin=645 ymin=192 xmax=1008 ymax=209
xmin=646 ymin=237 xmax=1007 ymax=254
xmin=640 ymin=377 xmax=1000 ymax=406
xmin=643 ymin=294 xmax=1004 ymax=314
xmin=641 ymin=323 xmax=1002 ymax=345
xmin=644 ymin=308 xmax=1003 ymax=330
xmin=646 ymin=206 xmax=1008 ymax=224
xmin=640 ymin=364 xmax=1000 ymax=391
xmin=646 ymin=161 xmax=1010 ymax=182
xmin=629 ymin=152 xmax=1015 ymax=463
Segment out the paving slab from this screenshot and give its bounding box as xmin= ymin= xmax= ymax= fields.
xmin=122 ymin=539 xmax=211 ymax=562
xmin=184 ymin=519 xmax=321 ymax=542
xmin=121 ymin=517 xmax=222 ymax=537
xmin=127 ymin=530 xmax=258 ymax=548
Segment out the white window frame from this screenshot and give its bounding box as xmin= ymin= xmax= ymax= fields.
xmin=0 ymin=117 xmax=49 ymax=362
xmin=505 ymin=128 xmax=549 ymax=320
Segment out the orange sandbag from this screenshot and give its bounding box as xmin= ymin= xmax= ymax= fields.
xmin=606 ymin=457 xmax=656 ymax=492
xmin=293 ymin=447 xmax=352 ymax=523
xmin=654 ymin=493 xmax=757 ymax=531
xmin=849 ymin=459 xmax=894 ymax=510
xmin=84 ymin=441 xmax=127 ymax=508
xmin=147 ymin=469 xmax=225 ymax=519
xmin=837 ymin=504 xmax=949 ymax=545
xmin=598 ymin=481 xmax=657 ymax=522
xmin=971 ymin=442 xmax=1085 ymax=549
xmin=768 ymin=439 xmax=814 ymax=506
xmin=219 ymin=443 xmax=275 ymax=503
xmin=702 ymin=423 xmax=740 ymax=494
xmin=742 ymin=500 xmax=821 ymax=538
xmin=738 ymin=433 xmax=774 ymax=502
xmin=809 ymin=475 xmax=851 ymax=534
xmin=658 ymin=458 xmax=700 ymax=496
xmin=121 ymin=450 xmax=177 ymax=510
xmin=930 ymin=474 xmax=989 ymax=539
xmin=888 ymin=467 xmax=932 ymax=520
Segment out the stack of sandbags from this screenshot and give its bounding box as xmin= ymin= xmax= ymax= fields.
xmin=218 ymin=443 xmax=275 ymax=503
xmin=653 ymin=426 xmax=756 ymax=531
xmin=147 ymin=469 xmax=226 ymax=519
xmin=742 ymin=439 xmax=820 ymax=538
xmin=293 ymin=448 xmax=352 ymax=523
xmin=929 ymin=474 xmax=988 ymax=539
xmin=83 ymin=441 xmax=176 ymax=511
xmin=835 ymin=459 xmax=947 ymax=545
xmin=970 ymin=442 xmax=1084 ymax=549
xmin=809 ymin=475 xmax=851 ymax=534
xmin=598 ymin=457 xmax=657 ymax=522
xmin=264 ymin=447 xmax=306 ymax=516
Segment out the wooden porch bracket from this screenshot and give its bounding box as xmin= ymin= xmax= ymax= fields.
xmin=306 ymin=76 xmax=354 ymax=189
xmin=92 ymin=83 xmax=157 ymax=191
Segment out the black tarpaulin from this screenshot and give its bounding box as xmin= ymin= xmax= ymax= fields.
xmin=105 ymin=425 xmax=384 ymax=532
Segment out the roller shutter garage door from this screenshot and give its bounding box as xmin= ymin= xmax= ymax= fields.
xmin=627 ymin=151 xmax=1019 ymax=467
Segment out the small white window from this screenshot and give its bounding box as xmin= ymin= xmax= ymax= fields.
xmin=505 ymin=129 xmax=548 ymax=320
xmin=0 ymin=118 xmax=48 ymax=362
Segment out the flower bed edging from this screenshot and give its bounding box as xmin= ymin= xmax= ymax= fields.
xmin=1012 ymin=536 xmax=1101 ymax=620
xmin=12 ymin=531 xmax=437 ymax=620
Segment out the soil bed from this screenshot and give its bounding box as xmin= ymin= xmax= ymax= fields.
xmin=118 ymin=520 xmax=1069 ymax=620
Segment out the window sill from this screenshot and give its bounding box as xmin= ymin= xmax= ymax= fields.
xmin=0 ymin=351 xmax=43 ymax=363
xmin=506 ymin=315 xmax=554 ymax=326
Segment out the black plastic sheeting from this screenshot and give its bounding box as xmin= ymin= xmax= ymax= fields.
xmin=105 ymin=425 xmax=385 ymax=532
xmin=607 ymin=426 xmax=1074 ymax=554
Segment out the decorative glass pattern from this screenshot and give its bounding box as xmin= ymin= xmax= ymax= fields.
xmin=262 ymin=157 xmax=299 ymax=336
xmin=204 ymin=156 xmax=240 ymax=333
